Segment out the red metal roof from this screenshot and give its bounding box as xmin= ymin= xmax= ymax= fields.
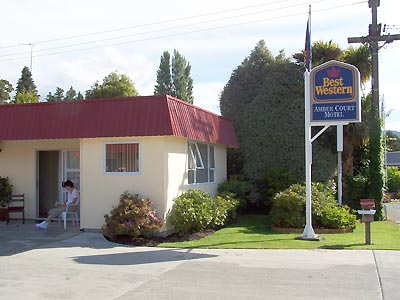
xmin=0 ymin=95 xmax=238 ymax=147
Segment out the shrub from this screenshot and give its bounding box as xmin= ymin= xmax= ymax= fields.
xmin=102 ymin=191 xmax=163 ymax=238
xmin=213 ymin=193 xmax=239 ymax=226
xmin=0 ymin=176 xmax=13 ymax=207
xmin=217 ymin=175 xmax=254 ymax=212
xmin=344 ymin=174 xmax=369 ymax=210
xmin=268 ymin=184 xmax=305 ymax=228
xmin=270 ymin=182 xmax=356 ymax=229
xmin=387 ymin=166 xmax=400 ymax=193
xmin=257 ymin=166 xmax=298 ymax=212
xmin=169 ymin=189 xmax=239 ymax=236
xmin=319 ymin=204 xmax=356 ymax=229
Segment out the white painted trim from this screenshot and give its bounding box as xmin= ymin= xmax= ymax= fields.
xmin=188 ymin=141 xmax=216 ymax=185
xmin=103 ymin=141 xmax=141 ymax=175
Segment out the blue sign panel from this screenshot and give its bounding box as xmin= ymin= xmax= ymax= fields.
xmin=310 ymin=60 xmax=360 ymax=125
xmin=313 ymin=66 xmax=354 ymax=101
xmin=312 ymin=102 xmax=357 ymax=121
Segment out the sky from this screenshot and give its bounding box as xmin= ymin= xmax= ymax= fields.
xmin=1 ymin=0 xmax=399 ymax=131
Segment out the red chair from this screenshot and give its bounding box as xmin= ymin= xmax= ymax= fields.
xmin=7 ymin=194 xmax=25 ymax=224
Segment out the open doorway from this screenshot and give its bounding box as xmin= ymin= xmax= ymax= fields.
xmin=38 ymin=151 xmax=59 ymax=218
xmin=37 ymin=149 xmax=80 ymax=218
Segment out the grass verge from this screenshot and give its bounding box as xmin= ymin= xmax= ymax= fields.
xmin=159 ymin=214 xmax=400 ymax=250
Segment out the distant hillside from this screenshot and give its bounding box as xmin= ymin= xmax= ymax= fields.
xmin=386 ymin=130 xmax=400 ymax=138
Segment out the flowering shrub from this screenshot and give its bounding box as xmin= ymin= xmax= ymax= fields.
xmin=102 ymin=191 xmax=163 ymax=238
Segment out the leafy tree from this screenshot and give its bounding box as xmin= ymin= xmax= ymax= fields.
xmin=47 ymin=86 xmax=83 ymax=101
xmin=341 ymin=44 xmax=371 ymax=86
xmin=54 ymin=87 xmax=65 ymax=101
xmin=12 ymin=91 xmax=39 ymax=104
xmin=15 ymin=66 xmax=38 ymax=97
xmin=367 ymin=103 xmax=384 ymax=220
xmin=46 ymin=92 xmax=55 ymax=102
xmin=385 ymin=131 xmax=400 ymax=152
xmin=387 ymin=166 xmax=400 ymax=193
xmin=154 ymin=50 xmax=194 ymax=103
xmin=294 ymin=41 xmax=372 ymax=177
xmin=0 ymin=79 xmax=13 ymax=103
xmin=293 ymin=40 xmax=341 ymax=69
xmin=46 ymin=87 xmax=64 ymax=102
xmin=86 ymin=71 xmax=138 ymax=99
xmin=76 ymin=91 xmax=84 ymax=100
xmin=65 ymin=86 xmax=77 ymax=100
xmin=220 ymin=40 xmax=336 ymax=183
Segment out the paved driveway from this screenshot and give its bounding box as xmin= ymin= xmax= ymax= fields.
xmin=385 ymin=203 xmax=400 ymax=223
xmin=0 ymin=221 xmax=399 ymax=300
xmin=0 ymin=220 xmax=81 ymax=256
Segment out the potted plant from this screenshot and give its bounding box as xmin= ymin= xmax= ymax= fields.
xmin=0 ymin=176 xmax=13 ymax=221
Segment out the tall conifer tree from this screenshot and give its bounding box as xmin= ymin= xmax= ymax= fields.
xmin=154 ymin=49 xmax=194 ymax=104
xmin=154 ymin=51 xmax=172 ymax=96
xmin=15 ymin=66 xmax=38 ymax=97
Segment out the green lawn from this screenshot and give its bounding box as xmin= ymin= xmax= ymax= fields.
xmin=159 ymin=214 xmax=400 ymax=250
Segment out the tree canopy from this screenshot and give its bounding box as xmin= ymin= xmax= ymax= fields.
xmin=15 ymin=66 xmax=38 ymax=97
xmin=220 ymin=40 xmax=336 ymax=183
xmin=85 ymin=71 xmax=139 ymax=99
xmin=0 ymin=79 xmax=13 ymax=103
xmin=154 ymin=51 xmax=172 ymax=96
xmin=13 ymin=66 xmax=39 ymax=103
xmin=12 ymin=91 xmax=39 ymax=104
xmin=154 ymin=49 xmax=194 ymax=104
xmin=47 ymin=86 xmax=83 ymax=101
xmin=386 ymin=131 xmax=400 ymax=152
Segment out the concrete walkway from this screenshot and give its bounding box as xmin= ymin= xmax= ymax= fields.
xmin=0 ymin=221 xmax=399 ymax=300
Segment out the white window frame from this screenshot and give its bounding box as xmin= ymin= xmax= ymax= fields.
xmin=189 ymin=142 xmax=204 ymax=170
xmin=208 ymin=145 xmax=215 ymax=183
xmin=61 ymin=149 xmax=80 ymax=202
xmin=103 ymin=141 xmax=141 ymax=175
xmin=188 ymin=141 xmax=215 ymax=184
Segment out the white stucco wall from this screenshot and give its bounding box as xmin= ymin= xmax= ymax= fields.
xmin=80 ymin=136 xmax=228 ymax=230
xmin=1 ymin=137 xmax=228 ymax=230
xmin=164 ymin=139 xmax=227 ymax=215
xmin=0 ymin=139 xmax=79 ymax=219
xmin=80 ymin=136 xmax=168 ymax=230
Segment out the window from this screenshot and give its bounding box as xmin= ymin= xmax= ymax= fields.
xmin=105 ymin=142 xmax=140 ymax=174
xmin=188 ymin=142 xmax=215 ymax=184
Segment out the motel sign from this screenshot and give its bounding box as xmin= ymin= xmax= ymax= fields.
xmin=310 ymin=60 xmax=361 ymax=125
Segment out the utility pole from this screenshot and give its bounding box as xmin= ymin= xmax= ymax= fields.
xmin=19 ymin=43 xmax=34 ymax=72
xmin=348 ymin=0 xmax=400 ymax=107
xmin=348 ymin=0 xmax=400 ymax=219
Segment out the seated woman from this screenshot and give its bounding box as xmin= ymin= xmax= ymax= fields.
xmin=36 ymin=180 xmax=79 ymax=229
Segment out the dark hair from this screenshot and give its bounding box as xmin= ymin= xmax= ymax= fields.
xmin=63 ymin=180 xmax=74 ymax=188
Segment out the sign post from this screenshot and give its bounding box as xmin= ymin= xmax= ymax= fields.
xmin=298 ymin=60 xmax=361 ymax=241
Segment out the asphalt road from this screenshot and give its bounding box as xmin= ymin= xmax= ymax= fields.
xmin=0 ymin=223 xmax=399 ymax=300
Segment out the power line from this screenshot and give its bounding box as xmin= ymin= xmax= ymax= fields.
xmin=0 ymin=0 xmax=366 ymax=63
xmin=0 ymin=0 xmax=329 ymax=49
xmin=0 ymin=0 xmax=327 ymax=59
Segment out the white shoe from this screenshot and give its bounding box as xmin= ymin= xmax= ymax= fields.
xmin=36 ymin=222 xmax=48 ymax=229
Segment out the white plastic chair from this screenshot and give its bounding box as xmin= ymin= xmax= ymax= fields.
xmin=59 ymin=198 xmax=80 ymax=230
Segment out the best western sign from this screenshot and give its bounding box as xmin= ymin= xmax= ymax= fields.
xmin=310 ymin=60 xmax=361 ymax=125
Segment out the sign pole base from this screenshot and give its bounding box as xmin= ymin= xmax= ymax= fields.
xmin=295 ymin=225 xmax=324 ymax=241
